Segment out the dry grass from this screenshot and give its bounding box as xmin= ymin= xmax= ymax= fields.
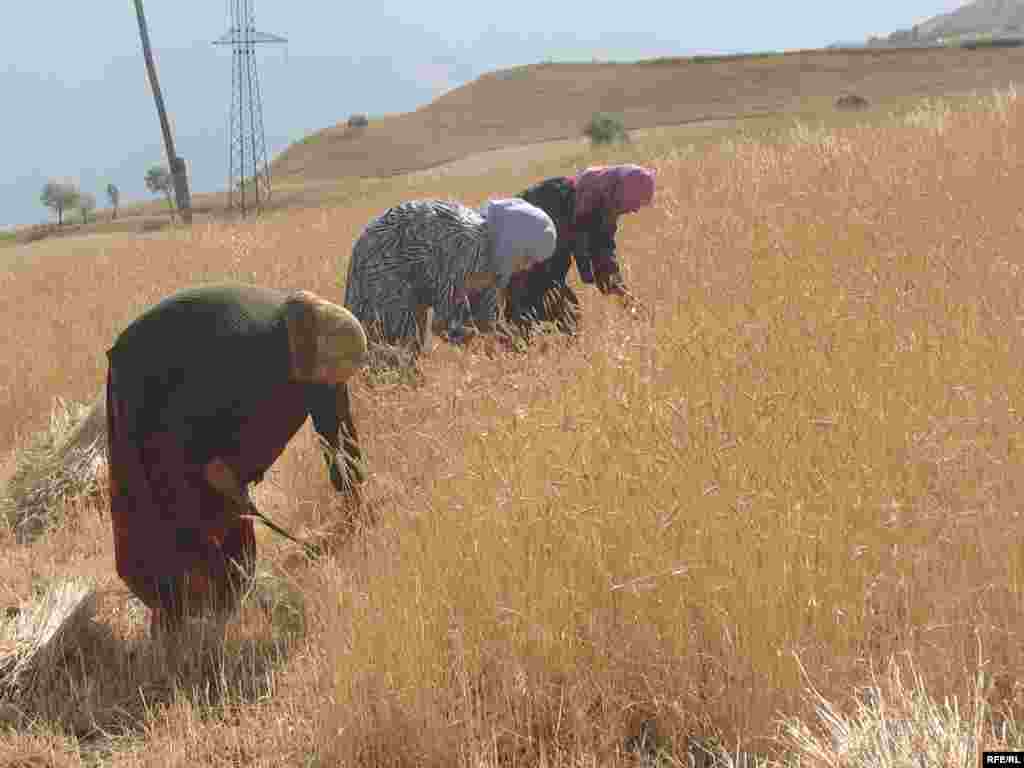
xmin=778 ymin=655 xmax=1024 ymax=767
xmin=3 ymin=87 xmax=1024 ymax=765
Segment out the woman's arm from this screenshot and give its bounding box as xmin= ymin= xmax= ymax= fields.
xmin=577 ymin=209 xmax=625 ymax=294
xmin=307 ymin=382 xmax=365 ymax=496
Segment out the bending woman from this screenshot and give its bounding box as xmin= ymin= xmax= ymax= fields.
xmin=500 ymin=164 xmax=656 ymax=334
xmin=344 ymin=198 xmax=557 ymax=351
xmin=106 ymin=284 xmax=368 ymax=635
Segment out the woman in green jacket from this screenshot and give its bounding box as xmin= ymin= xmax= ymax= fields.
xmin=105 ymin=284 xmax=368 ymax=634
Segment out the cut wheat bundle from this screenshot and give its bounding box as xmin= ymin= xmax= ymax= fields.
xmin=1 ymin=395 xmax=107 ymax=543
xmin=0 ymin=577 xmax=98 ymax=699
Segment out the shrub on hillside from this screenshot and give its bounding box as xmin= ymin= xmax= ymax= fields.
xmin=78 ymin=192 xmax=96 ymax=225
xmin=137 ymin=218 xmax=166 ymax=234
xmin=39 ymin=180 xmax=80 ymax=226
xmin=144 ymin=165 xmax=176 ymax=218
xmin=347 ymin=113 xmax=369 ymax=129
xmin=583 ymin=112 xmax=629 ymax=145
xmin=835 ymin=92 xmax=870 ymax=111
xmin=16 ymin=223 xmax=60 ymax=245
xmin=106 ymin=183 xmax=120 ymax=220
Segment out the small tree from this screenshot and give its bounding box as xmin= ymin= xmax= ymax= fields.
xmin=39 ymin=180 xmax=80 ymax=226
xmin=106 ymin=183 xmax=120 ymax=220
xmin=144 ymin=165 xmax=175 ymax=217
xmin=78 ymin=192 xmax=97 ymax=224
xmin=583 ymin=112 xmax=629 ymax=145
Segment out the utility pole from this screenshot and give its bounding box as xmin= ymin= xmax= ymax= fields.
xmin=133 ymin=0 xmax=193 ymax=224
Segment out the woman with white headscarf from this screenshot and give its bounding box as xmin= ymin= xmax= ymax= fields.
xmin=344 ymin=198 xmax=557 ymax=351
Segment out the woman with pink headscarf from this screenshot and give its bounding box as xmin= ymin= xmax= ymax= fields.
xmin=494 ymin=164 xmax=656 ymax=335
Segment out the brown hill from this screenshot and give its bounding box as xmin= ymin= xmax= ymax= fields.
xmin=272 ymin=46 xmax=1024 ymax=182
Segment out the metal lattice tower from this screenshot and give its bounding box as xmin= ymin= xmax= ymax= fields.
xmin=213 ymin=0 xmax=286 ymax=217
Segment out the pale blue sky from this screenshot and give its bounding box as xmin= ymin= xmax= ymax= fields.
xmin=1 ymin=1 xmax=965 ymax=227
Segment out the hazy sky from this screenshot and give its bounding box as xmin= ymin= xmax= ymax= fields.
xmin=1 ymin=1 xmax=967 ymax=228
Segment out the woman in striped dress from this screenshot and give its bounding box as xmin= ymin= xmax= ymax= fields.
xmin=496 ymin=164 xmax=657 ymax=335
xmin=344 ymin=198 xmax=557 ymax=351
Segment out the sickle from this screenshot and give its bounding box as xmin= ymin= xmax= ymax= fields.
xmin=238 ymin=495 xmax=323 ymax=560
xmin=206 ymin=459 xmax=323 ymax=559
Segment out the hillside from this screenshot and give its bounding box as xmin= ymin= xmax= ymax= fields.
xmin=272 ymin=45 xmax=1024 ymax=183
xmin=883 ymin=0 xmax=1024 ymax=44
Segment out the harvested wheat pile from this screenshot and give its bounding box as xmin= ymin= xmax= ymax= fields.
xmin=1 ymin=395 xmax=107 ymax=544
xmin=0 ymin=577 xmax=97 ymax=700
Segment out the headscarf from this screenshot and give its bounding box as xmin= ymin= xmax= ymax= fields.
xmin=573 ymin=164 xmax=656 ymax=221
xmin=284 ymin=290 xmax=368 ymax=381
xmin=478 ymin=199 xmax=557 ymax=288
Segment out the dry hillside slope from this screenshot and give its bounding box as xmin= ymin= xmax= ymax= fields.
xmin=907 ymin=0 xmax=1024 ymax=42
xmin=273 ymin=46 xmax=1024 ymax=182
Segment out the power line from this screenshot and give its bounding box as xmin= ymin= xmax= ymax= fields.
xmin=213 ymin=0 xmax=287 ymax=218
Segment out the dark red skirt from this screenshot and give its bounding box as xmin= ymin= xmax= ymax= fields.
xmin=106 ymin=367 xmax=256 ymax=625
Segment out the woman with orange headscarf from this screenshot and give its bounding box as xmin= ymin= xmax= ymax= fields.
xmin=105 ymin=284 xmax=368 ymax=635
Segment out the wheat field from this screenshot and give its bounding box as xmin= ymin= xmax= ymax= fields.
xmin=2 ymin=89 xmax=1024 ymax=766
